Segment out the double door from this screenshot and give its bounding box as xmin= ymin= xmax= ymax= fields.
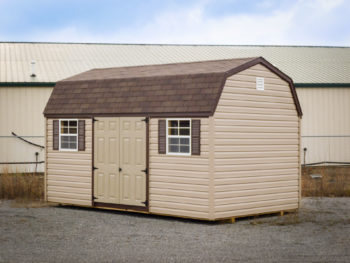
xmin=93 ymin=117 xmax=147 ymax=207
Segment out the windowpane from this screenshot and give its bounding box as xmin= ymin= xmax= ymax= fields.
xmin=180 ymin=146 xmax=190 ymax=153
xmin=179 ymin=128 xmax=190 ymax=135
xmin=169 ymin=138 xmax=179 ymax=144
xmin=62 ymin=121 xmax=68 ymax=127
xmin=69 ymin=143 xmax=77 ymax=149
xmin=69 ymin=127 xmax=77 ymax=134
xmin=169 ymin=145 xmax=179 ymax=152
xmin=61 ymin=136 xmax=69 ymax=143
xmin=61 ymin=143 xmax=69 ymax=148
xmin=180 ymin=138 xmax=189 ymax=145
xmin=169 ymin=120 xmax=178 ymax=128
xmin=169 ymin=128 xmax=178 ymax=135
xmin=69 ymin=121 xmax=77 ymax=127
xmin=180 ymin=120 xmax=190 ymax=127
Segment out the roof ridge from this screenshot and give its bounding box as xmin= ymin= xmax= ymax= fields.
xmin=89 ymin=57 xmax=259 ymax=72
xmin=0 ymin=41 xmax=349 ymax=48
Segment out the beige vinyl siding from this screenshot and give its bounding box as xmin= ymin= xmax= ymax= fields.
xmin=46 ymin=118 xmax=92 ymax=206
xmin=149 ymin=118 xmax=211 ymax=219
xmin=296 ymin=87 xmax=350 ymax=164
xmin=0 ymin=87 xmax=53 ymax=173
xmin=212 ymin=64 xmax=300 ymax=219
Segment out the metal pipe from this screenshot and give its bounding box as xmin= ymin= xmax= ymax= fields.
xmin=0 ymin=161 xmax=44 ymax=165
xmin=11 ymin=132 xmax=44 ymax=149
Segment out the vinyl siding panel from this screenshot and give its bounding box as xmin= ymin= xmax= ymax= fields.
xmin=149 ymin=118 xmax=210 ymax=220
xmin=46 ymin=118 xmax=92 ymax=206
xmin=212 ymin=64 xmax=300 ymax=219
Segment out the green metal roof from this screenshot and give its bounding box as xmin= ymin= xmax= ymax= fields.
xmin=0 ymin=42 xmax=349 ymax=84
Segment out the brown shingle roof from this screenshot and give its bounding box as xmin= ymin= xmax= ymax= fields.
xmin=43 ymin=57 xmax=302 ymax=117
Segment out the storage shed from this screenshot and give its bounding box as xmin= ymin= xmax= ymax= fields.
xmin=43 ymin=57 xmax=302 ymax=221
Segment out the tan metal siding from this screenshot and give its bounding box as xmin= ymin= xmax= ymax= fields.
xmin=0 ymin=87 xmax=52 ymax=172
xmin=46 ymin=118 xmax=92 ymax=206
xmin=213 ymin=64 xmax=300 ymax=219
xmin=296 ymin=87 xmax=350 ymax=164
xmin=149 ymin=118 xmax=211 ymax=219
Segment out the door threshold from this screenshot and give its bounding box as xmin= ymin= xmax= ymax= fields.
xmin=94 ymin=202 xmax=148 ymax=212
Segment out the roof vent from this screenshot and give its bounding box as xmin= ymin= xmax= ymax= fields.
xmin=31 ymin=60 xmax=36 ymax=77
xmin=256 ymin=77 xmax=264 ymax=90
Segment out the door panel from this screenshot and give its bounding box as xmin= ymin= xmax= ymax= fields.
xmin=119 ymin=117 xmax=147 ymax=206
xmin=94 ymin=118 xmax=120 ymax=204
xmin=93 ymin=117 xmax=147 ymax=207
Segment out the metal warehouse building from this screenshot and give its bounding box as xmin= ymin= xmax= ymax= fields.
xmin=0 ymin=42 xmax=349 ymax=172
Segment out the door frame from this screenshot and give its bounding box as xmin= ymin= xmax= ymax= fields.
xmin=91 ymin=116 xmax=150 ymax=212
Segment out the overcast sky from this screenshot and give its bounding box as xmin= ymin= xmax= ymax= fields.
xmin=0 ymin=0 xmax=349 ymax=46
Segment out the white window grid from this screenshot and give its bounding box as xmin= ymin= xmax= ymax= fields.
xmin=166 ymin=118 xmax=191 ymax=156
xmin=59 ymin=119 xmax=78 ymax=151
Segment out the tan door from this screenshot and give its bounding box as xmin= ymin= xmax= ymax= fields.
xmin=119 ymin=117 xmax=147 ymax=206
xmin=94 ymin=117 xmax=120 ymax=204
xmin=93 ymin=117 xmax=147 ymax=207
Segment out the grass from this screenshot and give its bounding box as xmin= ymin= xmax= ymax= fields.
xmin=0 ymin=168 xmax=44 ymax=202
xmin=302 ymin=166 xmax=350 ymax=197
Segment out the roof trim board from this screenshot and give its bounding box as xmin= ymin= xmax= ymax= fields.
xmin=294 ymin=83 xmax=350 ymax=87
xmin=0 ymin=82 xmax=56 ymax=87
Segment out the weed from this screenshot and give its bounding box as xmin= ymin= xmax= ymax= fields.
xmin=0 ymin=168 xmax=44 ymax=202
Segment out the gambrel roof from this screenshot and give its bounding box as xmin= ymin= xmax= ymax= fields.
xmin=44 ymin=57 xmax=302 ymax=117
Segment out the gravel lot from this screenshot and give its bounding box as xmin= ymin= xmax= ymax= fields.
xmin=0 ymin=198 xmax=349 ymax=263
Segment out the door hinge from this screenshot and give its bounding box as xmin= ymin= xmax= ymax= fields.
xmin=93 ymin=196 xmax=98 ymax=200
xmin=142 ymin=117 xmax=149 ymax=123
xmin=142 ymin=200 xmax=148 ymax=206
xmin=93 ymin=118 xmax=98 ymax=122
xmin=119 ymin=167 xmax=122 ymax=172
xmin=93 ymin=166 xmax=98 ymax=170
xmin=141 ymin=168 xmax=148 ymax=174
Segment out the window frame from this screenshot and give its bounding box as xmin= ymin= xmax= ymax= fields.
xmin=166 ymin=118 xmax=191 ymax=156
xmin=59 ymin=119 xmax=78 ymax=151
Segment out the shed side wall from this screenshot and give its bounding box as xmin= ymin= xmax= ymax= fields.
xmin=46 ymin=118 xmax=92 ymax=206
xmin=213 ymin=63 xmax=300 ymax=219
xmin=149 ymin=118 xmax=211 ymax=219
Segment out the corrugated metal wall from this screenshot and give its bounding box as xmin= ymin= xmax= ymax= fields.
xmin=296 ymin=88 xmax=350 ymax=164
xmin=0 ymin=87 xmax=53 ymax=173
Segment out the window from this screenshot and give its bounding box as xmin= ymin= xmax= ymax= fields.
xmin=166 ymin=119 xmax=191 ymax=155
xmin=59 ymin=119 xmax=78 ymax=151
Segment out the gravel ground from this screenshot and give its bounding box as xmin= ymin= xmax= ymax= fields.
xmin=0 ymin=198 xmax=349 ymax=263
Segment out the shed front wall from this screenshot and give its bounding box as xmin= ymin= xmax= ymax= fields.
xmin=46 ymin=118 xmax=92 ymax=206
xmin=212 ymin=64 xmax=300 ymax=219
xmin=149 ymin=118 xmax=211 ymax=219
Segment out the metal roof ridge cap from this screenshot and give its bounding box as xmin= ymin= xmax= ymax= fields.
xmin=0 ymin=41 xmax=349 ymax=48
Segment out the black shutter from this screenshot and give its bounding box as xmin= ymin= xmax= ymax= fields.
xmin=78 ymin=120 xmax=85 ymax=151
xmin=53 ymin=120 xmax=59 ymax=150
xmin=158 ymin=119 xmax=166 ymax=154
xmin=191 ymin=119 xmax=200 ymax=155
